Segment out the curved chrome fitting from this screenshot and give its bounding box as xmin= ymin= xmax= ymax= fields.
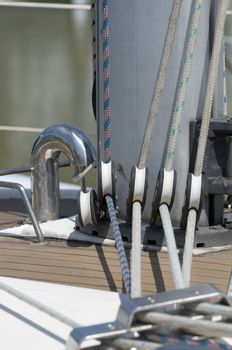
xmin=31 ymin=124 xmax=96 ymax=222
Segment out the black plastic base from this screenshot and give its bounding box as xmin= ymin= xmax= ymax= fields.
xmin=75 ymin=216 xmax=232 ymax=250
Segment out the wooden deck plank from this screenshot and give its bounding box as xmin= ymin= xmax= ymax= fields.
xmin=0 ymin=235 xmax=231 ymax=294
xmin=0 ymin=207 xmax=231 ymax=294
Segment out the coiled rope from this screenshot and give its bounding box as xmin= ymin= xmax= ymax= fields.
xmin=182 ymin=0 xmax=229 ymax=287
xmin=102 ymin=0 xmax=130 ymax=295
xmin=130 ymin=0 xmax=183 ymax=297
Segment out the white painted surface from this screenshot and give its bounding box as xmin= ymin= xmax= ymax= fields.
xmin=0 ymin=277 xmax=121 ymax=350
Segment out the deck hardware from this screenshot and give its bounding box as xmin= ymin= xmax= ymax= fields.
xmin=0 ymin=181 xmax=44 ymax=243
xmin=98 ymin=161 xmax=116 ymax=208
xmin=181 ymin=173 xmax=203 ymax=228
xmin=127 ymin=166 xmax=148 ymax=219
xmin=151 ymin=169 xmax=176 ymax=224
xmin=126 ymin=167 xmax=148 ymax=297
xmin=77 ymin=189 xmax=99 ymax=226
xmin=31 ymin=124 xmax=96 ymax=222
xmin=67 ymin=284 xmax=231 ymax=349
xmin=0 ymin=159 xmax=71 ymax=177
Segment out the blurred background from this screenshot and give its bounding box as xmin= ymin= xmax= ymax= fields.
xmin=0 ymin=0 xmax=232 ymax=184
xmin=0 ymin=0 xmax=95 ymax=183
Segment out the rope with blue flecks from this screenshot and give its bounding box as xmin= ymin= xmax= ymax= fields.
xmin=102 ymin=0 xmax=131 ymax=295
xmin=103 ymin=0 xmax=111 ymax=162
xmin=105 ymin=195 xmax=131 ymax=294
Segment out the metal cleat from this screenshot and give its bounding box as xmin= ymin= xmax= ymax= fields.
xmin=66 ymin=284 xmax=232 ymax=349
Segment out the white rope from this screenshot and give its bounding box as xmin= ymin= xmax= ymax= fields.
xmin=159 ymin=204 xmax=184 ymax=289
xmin=164 ymin=0 xmax=203 ymax=171
xmin=154 ymin=0 xmax=202 ymax=291
xmin=138 ymin=0 xmax=183 ymax=169
xmin=131 ymin=201 xmax=142 ymax=298
xmin=138 ymin=311 xmax=232 ymax=339
xmin=105 ymin=337 xmax=161 ymax=350
xmin=0 ymin=2 xmax=91 ymax=10
xmin=131 ymin=0 xmax=182 ymax=298
xmin=194 ymin=0 xmax=229 ymax=177
xmin=187 ymin=301 xmax=232 ymax=319
xmin=0 ymin=280 xmax=80 ymax=328
xmin=183 ymin=0 xmax=229 ymax=287
xmin=182 ymin=208 xmax=197 ymax=286
xmin=223 ymin=39 xmax=228 ymax=115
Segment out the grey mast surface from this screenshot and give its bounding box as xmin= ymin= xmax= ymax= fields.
xmin=95 ymin=1 xmax=225 ymax=228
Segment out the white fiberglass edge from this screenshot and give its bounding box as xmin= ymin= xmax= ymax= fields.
xmin=0 ymin=276 xmax=121 ymax=350
xmin=1 ymin=215 xmax=232 ymax=257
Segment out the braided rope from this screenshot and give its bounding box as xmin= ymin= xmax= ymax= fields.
xmin=105 ymin=331 xmax=232 ymax=349
xmin=147 ymin=1 xmax=202 ymax=290
xmin=165 ymin=0 xmax=202 ymax=171
xmin=194 ymin=0 xmax=229 ymax=176
xmin=159 ymin=204 xmax=184 ymax=289
xmin=182 ymin=208 xmax=197 ymax=286
xmin=183 ymin=0 xmax=229 ymax=287
xmin=148 ymin=331 xmax=231 ymax=349
xmin=103 ymin=0 xmax=111 ymax=163
xmin=138 ymin=0 xmax=183 ymax=169
xmin=102 ymin=0 xmax=130 ymax=295
xmin=138 ymin=311 xmax=232 ymax=339
xmin=105 ymin=195 xmax=131 ymax=295
xmin=131 ymin=201 xmax=142 ymax=298
xmin=133 ymin=0 xmax=182 ymax=295
xmin=223 ymin=39 xmax=228 ymax=115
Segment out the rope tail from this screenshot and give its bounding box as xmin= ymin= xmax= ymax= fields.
xmin=182 ymin=0 xmax=229 ymax=287
xmin=164 ymin=0 xmax=203 ymax=172
xmin=105 ymin=195 xmax=131 ymax=295
xmin=102 ymin=0 xmax=131 ymax=295
xmin=131 ymin=0 xmax=183 ymax=295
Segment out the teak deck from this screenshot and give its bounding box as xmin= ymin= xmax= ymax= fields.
xmin=0 ymin=202 xmax=231 ymax=294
